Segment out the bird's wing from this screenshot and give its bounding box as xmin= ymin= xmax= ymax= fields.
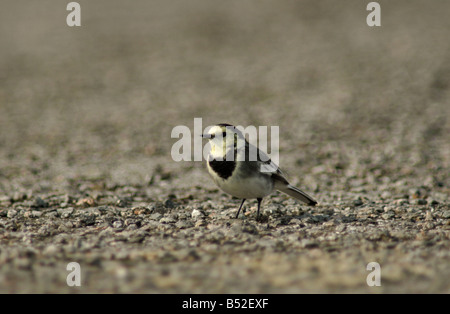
xmin=261 ymin=160 xmax=290 ymax=185
xmin=245 ymin=140 xmax=317 ymax=205
xmin=246 ymin=141 xmax=290 ymax=184
xmin=242 ymin=139 xmax=317 ymax=205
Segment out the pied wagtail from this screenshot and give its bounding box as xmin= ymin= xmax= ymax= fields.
xmin=202 ymin=124 xmax=317 ymax=220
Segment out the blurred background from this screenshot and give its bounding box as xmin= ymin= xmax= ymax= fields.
xmin=0 ymin=0 xmax=449 ymax=293
xmin=1 ymin=0 xmax=449 ymax=190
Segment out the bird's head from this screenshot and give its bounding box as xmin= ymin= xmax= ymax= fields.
xmin=201 ymin=124 xmax=244 ymax=158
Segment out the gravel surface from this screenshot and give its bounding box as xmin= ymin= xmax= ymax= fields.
xmin=0 ymin=0 xmax=449 ymax=293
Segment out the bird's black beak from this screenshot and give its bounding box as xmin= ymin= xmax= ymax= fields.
xmin=201 ymin=134 xmax=209 ymax=138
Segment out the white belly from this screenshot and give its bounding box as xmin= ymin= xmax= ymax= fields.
xmin=208 ymin=162 xmax=274 ymax=199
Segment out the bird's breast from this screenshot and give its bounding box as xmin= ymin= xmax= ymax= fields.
xmin=207 ymin=159 xmax=274 ymax=199
xmin=207 ymin=159 xmax=236 ymax=180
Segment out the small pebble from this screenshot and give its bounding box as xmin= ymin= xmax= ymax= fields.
xmin=191 ymin=209 xmax=204 ymax=220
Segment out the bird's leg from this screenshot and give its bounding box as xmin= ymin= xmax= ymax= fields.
xmin=236 ymin=199 xmax=246 ymax=219
xmin=256 ymin=198 xmax=262 ymax=220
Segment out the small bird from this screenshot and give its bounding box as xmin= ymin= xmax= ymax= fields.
xmin=202 ymin=123 xmax=317 ymax=220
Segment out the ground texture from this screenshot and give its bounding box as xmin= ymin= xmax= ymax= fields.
xmin=0 ymin=0 xmax=449 ymax=293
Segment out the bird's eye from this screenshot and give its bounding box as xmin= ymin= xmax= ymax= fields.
xmin=222 ymin=131 xmax=227 ymax=137
xmin=210 ymin=134 xmax=216 ymax=139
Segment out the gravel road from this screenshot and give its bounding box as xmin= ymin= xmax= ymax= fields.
xmin=0 ymin=0 xmax=449 ymax=293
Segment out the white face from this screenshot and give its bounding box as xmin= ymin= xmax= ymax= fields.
xmin=206 ymin=125 xmax=227 ymax=138
xmin=205 ymin=125 xmax=241 ymax=158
